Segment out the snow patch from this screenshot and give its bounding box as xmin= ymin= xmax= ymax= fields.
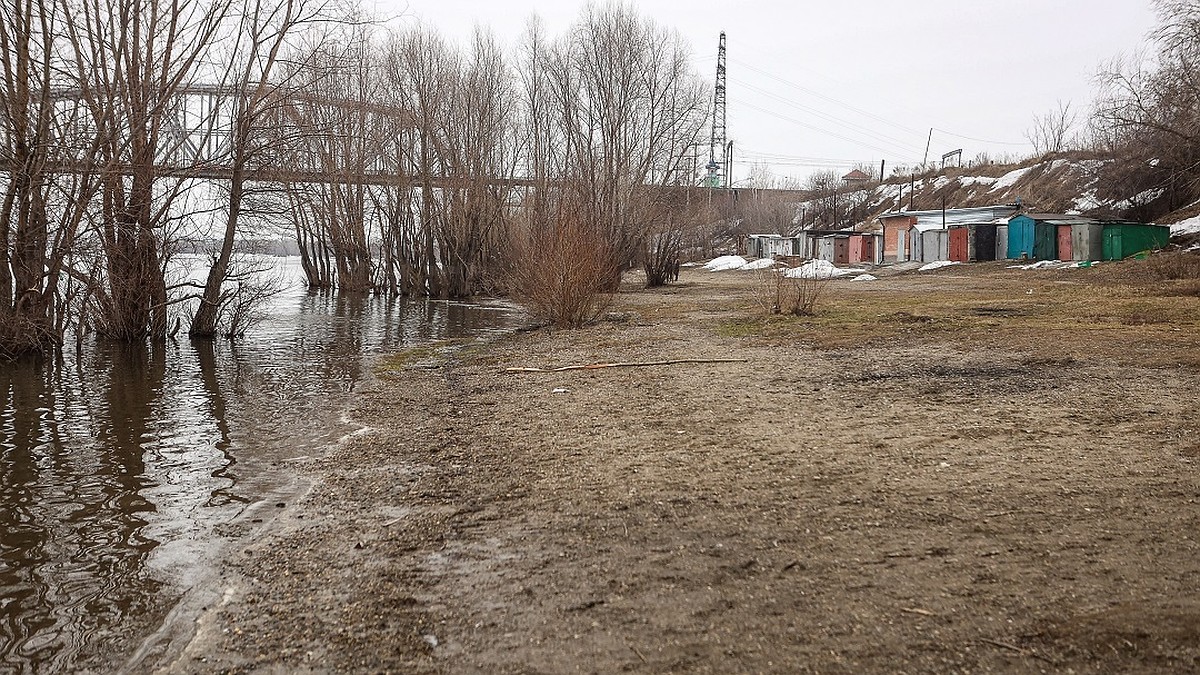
xmin=703 ymin=255 xmax=748 ymax=271
xmin=1007 ymin=260 xmax=1067 ymax=270
xmin=783 ymin=259 xmax=864 ymax=279
xmin=1170 ymin=214 xmax=1200 ymax=236
xmin=738 ymin=258 xmax=777 ymax=271
xmin=850 ymin=274 xmax=878 ymax=282
xmin=917 ymin=260 xmax=960 ymax=272
xmin=1073 ymin=190 xmax=1102 ymax=212
xmin=989 ymin=166 xmax=1031 ymax=192
xmin=1115 ymin=187 xmax=1165 ymax=209
xmin=959 ymin=175 xmax=998 ymax=188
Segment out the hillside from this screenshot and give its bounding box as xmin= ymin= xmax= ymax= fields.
xmin=794 ymin=152 xmax=1200 ymax=241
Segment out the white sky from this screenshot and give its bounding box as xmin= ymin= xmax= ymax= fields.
xmin=372 ymin=0 xmax=1160 ymax=185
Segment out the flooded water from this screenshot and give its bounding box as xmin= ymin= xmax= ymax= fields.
xmin=0 ymin=258 xmax=520 ymax=673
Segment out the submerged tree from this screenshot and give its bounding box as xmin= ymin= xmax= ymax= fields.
xmin=0 ymin=0 xmax=69 ymax=355
xmin=190 ymin=0 xmax=328 ymax=338
xmin=63 ymin=0 xmax=231 ymax=340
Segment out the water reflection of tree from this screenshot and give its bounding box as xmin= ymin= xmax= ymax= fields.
xmin=0 ymin=358 xmax=58 ymax=670
xmin=194 ymin=341 xmax=249 ymax=508
xmin=70 ymin=344 xmax=166 ymax=665
xmin=0 ymin=347 xmax=165 ymax=671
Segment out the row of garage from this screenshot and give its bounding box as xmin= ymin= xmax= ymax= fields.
xmin=745 ymin=230 xmax=882 ymax=266
xmin=890 ymin=214 xmax=1171 ymax=263
xmin=746 ymin=208 xmax=1172 ymax=267
xmin=878 ymin=207 xmax=1172 ymax=264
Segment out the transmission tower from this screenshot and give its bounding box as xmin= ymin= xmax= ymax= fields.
xmin=706 ymin=31 xmax=727 ymax=188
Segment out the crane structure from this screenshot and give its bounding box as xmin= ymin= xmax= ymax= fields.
xmin=706 ymin=31 xmax=728 ymax=188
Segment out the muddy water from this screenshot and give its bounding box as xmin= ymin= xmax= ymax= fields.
xmin=0 ymin=259 xmax=519 ymax=673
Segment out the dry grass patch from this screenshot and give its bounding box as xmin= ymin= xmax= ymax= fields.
xmin=1143 ymin=250 xmax=1200 ymax=280
xmin=712 ymin=269 xmax=1200 ymax=366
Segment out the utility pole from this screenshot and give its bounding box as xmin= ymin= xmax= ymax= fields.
xmin=922 ymin=128 xmax=933 ymax=169
xmin=725 ymin=140 xmax=733 ymax=187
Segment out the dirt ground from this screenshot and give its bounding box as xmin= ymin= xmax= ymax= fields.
xmin=150 ymin=261 xmax=1200 ymax=674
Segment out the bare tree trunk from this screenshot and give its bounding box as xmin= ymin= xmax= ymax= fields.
xmin=63 ymin=0 xmax=230 ymax=342
xmin=192 ymin=0 xmax=313 ymax=338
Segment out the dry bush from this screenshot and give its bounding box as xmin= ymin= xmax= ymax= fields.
xmin=643 ymin=228 xmax=683 ymax=288
xmin=751 ymin=266 xmax=787 ymax=314
xmin=787 ymin=271 xmax=829 ymax=316
xmin=1143 ymin=251 xmax=1200 ymax=280
xmin=753 ymin=263 xmax=830 ymax=316
xmin=0 ymin=313 xmax=56 ymax=360
xmin=508 ymin=212 xmax=615 ymax=328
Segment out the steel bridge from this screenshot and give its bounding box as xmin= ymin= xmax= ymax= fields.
xmin=7 ymin=84 xmax=807 ymax=203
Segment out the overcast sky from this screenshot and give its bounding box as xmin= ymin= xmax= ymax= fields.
xmin=373 ymin=0 xmax=1160 ymax=185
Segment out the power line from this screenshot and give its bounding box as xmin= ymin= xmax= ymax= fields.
xmin=932 ymin=127 xmax=1030 ymax=147
xmin=729 ymin=56 xmax=1035 ymax=152
xmin=733 ymin=79 xmax=928 ymax=156
xmin=740 ymin=157 xmax=865 ymax=170
xmin=739 ymin=149 xmax=866 ymax=165
xmin=735 ymin=99 xmax=923 ymax=162
xmin=730 ymin=57 xmax=925 ymax=138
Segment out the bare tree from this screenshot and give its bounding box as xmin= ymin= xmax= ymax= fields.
xmin=62 ymin=0 xmax=232 ymax=340
xmin=272 ymin=25 xmax=384 ymax=292
xmin=0 ymin=0 xmax=66 ymax=354
xmin=537 ymin=5 xmax=709 ymax=290
xmin=1026 ymin=100 xmax=1077 ymax=155
xmin=434 ymin=29 xmax=518 ymax=297
xmin=1091 ymin=0 xmax=1200 ymax=217
xmin=799 ymin=170 xmax=841 ymax=228
xmin=189 ymin=0 xmax=328 ymax=338
xmin=381 ymin=26 xmax=456 ymax=296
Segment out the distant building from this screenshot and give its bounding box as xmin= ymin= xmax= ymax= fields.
xmin=841 ymin=169 xmax=871 ymax=186
xmin=744 ymin=234 xmax=797 ymax=259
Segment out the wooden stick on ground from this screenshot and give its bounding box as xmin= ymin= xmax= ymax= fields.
xmin=505 ymin=358 xmax=747 ymax=373
xmin=978 ymin=638 xmax=1059 ymax=665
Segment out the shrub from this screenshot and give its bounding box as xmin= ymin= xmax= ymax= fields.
xmin=752 ymin=262 xmax=831 ymax=316
xmin=508 ymin=211 xmax=615 ymax=328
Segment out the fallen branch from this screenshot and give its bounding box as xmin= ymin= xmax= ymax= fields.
xmin=629 ymin=645 xmax=648 ymax=664
xmin=505 ymin=358 xmax=748 ymax=373
xmin=979 ymin=638 xmax=1059 ymax=665
xmin=901 ymin=607 xmax=936 ymax=617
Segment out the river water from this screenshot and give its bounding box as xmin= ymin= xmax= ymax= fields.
xmin=0 ymin=258 xmax=520 ymax=673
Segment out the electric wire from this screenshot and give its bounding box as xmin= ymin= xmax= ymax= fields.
xmin=735 ymin=99 xmax=923 ymax=162
xmin=931 ymin=127 xmax=1030 ymax=146
xmin=730 ymin=56 xmax=924 ymax=137
xmin=729 ymin=55 xmax=1035 ymax=151
xmin=732 ymin=78 xmax=929 ymax=156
